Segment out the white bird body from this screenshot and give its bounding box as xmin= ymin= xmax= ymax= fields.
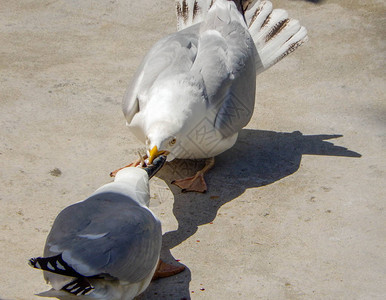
xmin=123 ymin=0 xmax=307 ymax=162
xmin=30 ymin=167 xmax=163 ymax=300
xmin=129 ymin=68 xmax=242 ymax=160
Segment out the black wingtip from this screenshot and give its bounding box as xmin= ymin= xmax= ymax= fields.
xmin=29 ymin=255 xmax=95 ymax=296
xmin=63 ymin=277 xmax=94 ymax=296
xmin=27 ymin=254 xmax=82 ymax=277
xmin=28 ymin=257 xmax=39 ymax=268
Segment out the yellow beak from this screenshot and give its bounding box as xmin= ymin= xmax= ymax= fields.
xmin=148 ymin=146 xmax=160 ymax=165
xmin=148 ymin=146 xmax=169 ymax=165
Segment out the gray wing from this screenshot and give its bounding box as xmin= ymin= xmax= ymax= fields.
xmin=44 ymin=192 xmax=162 ymax=283
xmin=191 ymin=8 xmax=257 ymax=138
xmin=122 ymin=25 xmax=200 ymax=124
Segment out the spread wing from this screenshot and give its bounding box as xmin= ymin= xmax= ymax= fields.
xmin=44 ymin=192 xmax=162 ymax=283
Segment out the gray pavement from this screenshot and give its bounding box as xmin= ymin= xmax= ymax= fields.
xmin=0 ymin=0 xmax=385 ymax=299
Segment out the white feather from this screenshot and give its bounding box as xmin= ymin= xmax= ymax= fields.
xmin=78 ymin=233 xmax=108 ymax=240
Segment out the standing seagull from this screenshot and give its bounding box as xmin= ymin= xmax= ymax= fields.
xmin=29 ymin=156 xmax=184 ymax=300
xmin=113 ymin=0 xmax=308 ymax=192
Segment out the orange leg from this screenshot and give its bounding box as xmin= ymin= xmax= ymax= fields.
xmin=152 ymin=259 xmax=185 ymax=280
xmin=171 ymin=157 xmax=215 ymax=193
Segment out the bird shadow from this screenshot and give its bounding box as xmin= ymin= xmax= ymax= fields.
xmin=141 ymin=129 xmax=361 ymax=299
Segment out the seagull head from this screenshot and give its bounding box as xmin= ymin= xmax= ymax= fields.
xmin=146 ymin=121 xmax=182 ymax=164
xmin=143 ymin=75 xmax=205 ymax=164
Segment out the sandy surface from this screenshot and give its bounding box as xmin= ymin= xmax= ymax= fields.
xmin=1 ymin=0 xmax=385 ymax=299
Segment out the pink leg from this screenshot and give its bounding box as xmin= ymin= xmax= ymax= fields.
xmin=172 ymin=157 xmax=215 ymax=193
xmin=152 ymin=260 xmax=185 ymax=280
xmin=110 ymin=153 xmax=147 ymax=177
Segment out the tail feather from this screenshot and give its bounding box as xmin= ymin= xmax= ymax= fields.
xmin=247 ymin=2 xmax=308 ymax=72
xmin=261 ymin=24 xmax=307 ymax=69
xmin=244 ymin=0 xmax=272 ymax=30
xmin=176 ymin=0 xmax=213 ymax=30
xmin=175 ymin=0 xmax=307 ymax=73
xmin=251 ymin=8 xmax=289 ymax=49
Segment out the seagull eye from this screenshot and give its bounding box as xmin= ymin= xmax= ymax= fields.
xmin=169 ymin=138 xmax=177 ymax=146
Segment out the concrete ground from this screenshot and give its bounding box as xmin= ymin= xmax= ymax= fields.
xmin=1 ymin=0 xmax=385 ymax=299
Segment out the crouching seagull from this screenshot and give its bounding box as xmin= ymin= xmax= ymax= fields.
xmin=111 ymin=0 xmax=308 ymax=192
xmin=29 ymin=156 xmax=184 ymax=299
